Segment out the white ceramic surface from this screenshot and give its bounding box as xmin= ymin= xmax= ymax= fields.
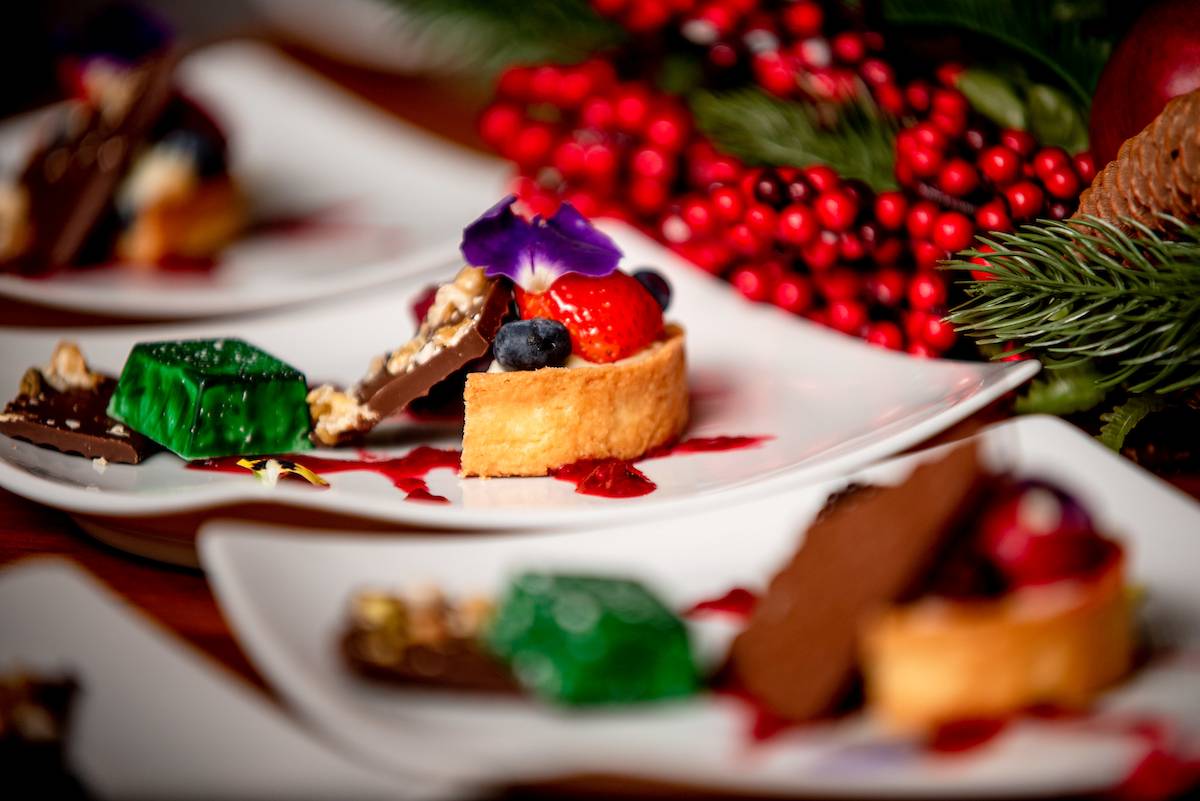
xmin=0 ymin=40 xmax=509 ymax=318
xmin=0 ymin=558 xmax=460 ymax=800
xmin=0 ymin=223 xmax=1037 ymax=530
xmin=201 ymin=416 xmax=1200 ymax=797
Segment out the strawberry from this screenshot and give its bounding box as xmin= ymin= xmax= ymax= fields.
xmin=515 ymin=271 xmax=664 ymax=363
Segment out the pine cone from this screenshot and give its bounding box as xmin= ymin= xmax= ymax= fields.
xmin=1074 ymin=89 xmax=1200 ymax=232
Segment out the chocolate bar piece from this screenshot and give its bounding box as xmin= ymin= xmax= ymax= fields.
xmin=7 ymin=53 xmax=176 ymax=274
xmin=309 ymin=267 xmax=512 ymax=445
xmin=727 ymin=443 xmax=989 ymax=721
xmin=341 ymin=588 xmax=517 ymax=693
xmin=0 ymin=343 xmax=158 ymax=464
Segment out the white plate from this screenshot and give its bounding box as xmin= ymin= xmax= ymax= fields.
xmin=201 ymin=416 xmax=1200 ymax=798
xmin=0 ymin=223 xmax=1038 ymax=531
xmin=0 ymin=558 xmax=460 ymax=800
xmin=0 ymin=41 xmax=509 ymax=318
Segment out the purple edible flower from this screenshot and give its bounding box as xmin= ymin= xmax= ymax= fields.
xmin=460 ymin=195 xmax=622 ymax=292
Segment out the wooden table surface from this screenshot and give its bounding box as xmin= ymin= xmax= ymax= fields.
xmin=1 ymin=38 xmax=1196 ymax=799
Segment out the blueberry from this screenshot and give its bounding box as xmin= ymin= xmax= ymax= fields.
xmin=494 ymin=318 xmax=571 ymax=371
xmin=633 ymin=268 xmax=672 ymax=311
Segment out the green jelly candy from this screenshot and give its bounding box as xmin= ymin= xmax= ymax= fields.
xmin=487 ymin=573 xmax=699 ymax=705
xmin=107 ymin=338 xmax=311 ymax=460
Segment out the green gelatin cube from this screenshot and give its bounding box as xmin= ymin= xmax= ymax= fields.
xmin=487 ymin=573 xmax=699 ymax=705
xmin=107 ymin=338 xmax=311 ymax=459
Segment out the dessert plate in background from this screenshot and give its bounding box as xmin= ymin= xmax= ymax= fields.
xmin=0 ymin=223 xmax=1038 ymax=538
xmin=201 ymin=416 xmax=1200 ymax=798
xmin=0 ymin=558 xmax=459 ymax=800
xmin=0 ymin=40 xmax=509 ymax=318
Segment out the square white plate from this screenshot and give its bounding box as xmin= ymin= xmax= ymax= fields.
xmin=0 ymin=40 xmax=509 ymax=318
xmin=201 ymin=416 xmax=1200 ymax=798
xmin=0 ymin=223 xmax=1037 ymax=530
xmin=0 ymin=558 xmax=458 ymax=799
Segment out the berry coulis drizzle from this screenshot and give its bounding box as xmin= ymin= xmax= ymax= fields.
xmin=685 ymin=587 xmax=759 ymax=620
xmin=190 ymin=434 xmax=767 ymax=502
xmin=188 ymin=446 xmax=461 ymax=503
xmin=551 ymin=434 xmax=770 ymax=498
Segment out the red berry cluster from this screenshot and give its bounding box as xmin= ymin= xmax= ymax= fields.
xmin=662 ymin=164 xmax=956 ymax=355
xmin=590 ymin=0 xmax=907 ymax=111
xmin=478 ymin=60 xmax=959 ymax=355
xmin=480 ymin=60 xmax=696 ymax=220
xmin=893 ymin=78 xmax=1097 ymax=276
xmin=477 ymin=43 xmax=1096 ymax=357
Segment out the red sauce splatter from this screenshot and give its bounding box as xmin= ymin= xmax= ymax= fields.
xmin=927 ymin=718 xmax=1008 ymax=754
xmin=685 ymin=587 xmax=759 ymax=620
xmin=714 ymin=682 xmax=798 ymax=743
xmin=156 ymin=253 xmax=217 ymax=272
xmin=188 ymin=446 xmax=459 ymax=504
xmin=553 ymin=434 xmax=769 ymax=498
xmin=1116 ymin=748 xmax=1200 ymax=801
xmin=549 ymin=458 xmax=656 ymax=498
xmin=191 ymin=434 xmax=767 ymax=502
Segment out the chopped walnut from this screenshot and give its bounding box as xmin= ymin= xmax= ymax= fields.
xmin=347 ymin=586 xmax=493 ymax=649
xmin=42 ymin=342 xmax=102 ymax=392
xmin=384 ymin=266 xmax=492 ymax=376
xmin=307 ymin=384 xmax=379 ymax=446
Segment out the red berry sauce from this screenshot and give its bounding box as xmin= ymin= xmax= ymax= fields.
xmin=684 ymin=587 xmax=759 ymax=620
xmin=552 ymin=434 xmax=770 ymax=498
xmin=927 ymin=718 xmax=1008 ymax=754
xmin=188 ymin=446 xmax=461 ymax=504
xmin=549 ymin=458 xmax=657 ymax=498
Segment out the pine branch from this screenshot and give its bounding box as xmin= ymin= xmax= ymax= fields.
xmin=945 ymin=216 xmax=1200 ymax=395
xmin=881 ymin=0 xmax=1113 ymax=109
xmin=690 ymin=88 xmax=897 ymax=191
xmin=1097 ymin=395 xmax=1167 ymax=451
xmin=377 ymin=0 xmax=623 ymax=74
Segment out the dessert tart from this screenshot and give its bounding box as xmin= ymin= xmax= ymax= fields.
xmin=311 ymin=195 xmax=689 ymax=477
xmin=729 ymin=443 xmax=1135 ymax=734
xmin=461 ymin=324 xmax=687 ymax=476
xmin=0 ymin=15 xmax=245 ymax=275
xmin=862 ymin=549 xmax=1131 ymax=733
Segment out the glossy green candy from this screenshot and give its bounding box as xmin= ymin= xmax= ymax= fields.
xmin=107 ymin=338 xmax=311 ymax=460
xmin=487 ymin=573 xmax=699 ymax=705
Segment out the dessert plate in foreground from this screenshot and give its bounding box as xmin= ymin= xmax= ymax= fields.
xmin=0 ymin=224 xmax=1037 ymax=532
xmin=0 ymin=40 xmax=508 ymax=318
xmin=202 ymin=416 xmax=1200 ymax=798
xmin=0 ymin=559 xmax=456 ymax=799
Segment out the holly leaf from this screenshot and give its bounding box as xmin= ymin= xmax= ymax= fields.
xmin=1014 ymin=364 xmax=1107 ymax=415
xmin=1027 ymin=83 xmax=1089 ymax=152
xmin=957 ymin=69 xmax=1027 ymax=130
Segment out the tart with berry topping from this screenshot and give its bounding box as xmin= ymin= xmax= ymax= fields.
xmin=729 ymin=443 xmax=1134 ymax=734
xmin=309 ymin=195 xmax=689 ymax=478
xmin=861 ymin=477 xmax=1132 ymax=733
xmin=0 ymin=7 xmax=246 ymax=275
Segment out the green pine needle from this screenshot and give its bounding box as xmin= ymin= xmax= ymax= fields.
xmin=881 ymin=0 xmax=1113 ymax=109
xmin=689 ymin=88 xmax=898 ymax=191
xmin=377 ymin=0 xmax=623 ymax=74
xmin=1097 ymin=395 xmax=1168 ymax=451
xmin=945 ymin=215 xmax=1200 ymax=395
